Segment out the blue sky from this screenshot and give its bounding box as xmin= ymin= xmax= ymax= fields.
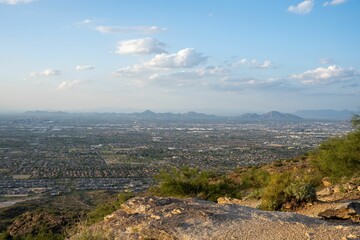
xmin=0 ymin=0 xmax=359 ymax=114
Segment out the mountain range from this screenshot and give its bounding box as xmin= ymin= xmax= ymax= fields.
xmin=18 ymin=109 xmax=357 ymax=121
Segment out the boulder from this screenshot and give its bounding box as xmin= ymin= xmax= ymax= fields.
xmin=318 ymin=202 xmax=360 ymax=222
xmin=316 ymin=187 xmax=333 ymax=197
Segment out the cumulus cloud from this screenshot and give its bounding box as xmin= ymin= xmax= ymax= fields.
xmin=324 ymin=0 xmax=347 ymax=6
xmin=0 ymin=0 xmax=33 ymax=4
xmin=116 ymin=38 xmax=167 ymax=55
xmin=116 ymin=48 xmax=207 ymax=73
xmin=290 ymin=65 xmax=359 ymax=84
xmin=116 ymin=64 xmax=150 ymax=76
xmin=287 ymin=0 xmax=314 ymax=14
xmin=254 ymin=60 xmax=274 ymax=69
xmin=95 ymin=25 xmax=166 ymax=34
xmin=57 ymin=80 xmax=82 ymax=91
xmin=234 ymin=58 xmax=274 ymax=69
xmin=30 ymin=69 xmax=61 ymax=77
xmin=75 ymin=65 xmax=95 ymax=71
xmin=147 ymin=48 xmax=207 ymax=68
xmin=114 ymin=48 xmax=210 ymax=77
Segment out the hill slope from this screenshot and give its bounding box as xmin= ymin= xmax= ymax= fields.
xmin=71 ymin=196 xmax=359 ymax=240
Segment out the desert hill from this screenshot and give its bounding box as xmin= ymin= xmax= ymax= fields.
xmin=71 ymin=196 xmax=359 ymax=240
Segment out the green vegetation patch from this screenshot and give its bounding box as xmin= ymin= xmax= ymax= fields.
xmin=310 ymin=115 xmax=360 ymax=181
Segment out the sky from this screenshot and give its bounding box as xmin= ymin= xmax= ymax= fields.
xmin=0 ymin=0 xmax=359 ymax=114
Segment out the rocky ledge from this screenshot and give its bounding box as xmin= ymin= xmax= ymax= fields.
xmin=73 ymin=196 xmax=360 ymax=240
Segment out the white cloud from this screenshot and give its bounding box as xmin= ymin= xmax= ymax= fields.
xmin=116 ymin=64 xmax=150 ymax=75
xmin=287 ymin=0 xmax=314 ymax=15
xmin=76 ymin=19 xmax=95 ymax=25
xmin=147 ymin=48 xmax=207 ymax=68
xmin=116 ymin=38 xmax=167 ymax=55
xmin=57 ymin=80 xmax=82 ymax=91
xmin=75 ymin=65 xmax=95 ymax=71
xmin=116 ymin=48 xmax=207 ymax=72
xmin=290 ymin=65 xmax=359 ymax=84
xmin=0 ymin=0 xmax=33 ymax=4
xmin=195 ymin=66 xmax=228 ymax=76
xmin=95 ymin=25 xmax=166 ymax=34
xmin=239 ymin=58 xmax=247 ymax=64
xmin=30 ymin=69 xmax=61 ymax=77
xmin=324 ymin=0 xmax=347 ymax=6
xmin=257 ymin=60 xmax=273 ymax=69
xmin=234 ymin=58 xmax=274 ymax=69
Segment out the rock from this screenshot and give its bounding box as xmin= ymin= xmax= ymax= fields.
xmin=71 ymin=197 xmax=360 ymax=240
xmin=322 ymin=177 xmax=332 ymax=187
xmin=317 ymin=187 xmax=333 ymax=197
xmin=318 ymin=202 xmax=360 ymax=222
xmin=347 ymin=234 xmax=358 ymax=239
xmin=357 ymin=186 xmax=360 ymax=192
xmin=344 ymin=183 xmax=357 ymax=191
xmin=333 ymin=185 xmax=342 ymax=194
xmin=217 ymin=197 xmax=242 ymax=205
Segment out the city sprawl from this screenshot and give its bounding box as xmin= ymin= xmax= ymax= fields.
xmin=0 ymin=113 xmax=351 ymax=199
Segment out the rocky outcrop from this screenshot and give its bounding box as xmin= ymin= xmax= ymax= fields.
xmin=72 ymin=196 xmax=360 ymax=240
xmin=318 ymin=202 xmax=360 ymax=222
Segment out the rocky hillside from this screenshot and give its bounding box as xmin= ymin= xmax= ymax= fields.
xmin=71 ymin=196 xmax=359 ymax=240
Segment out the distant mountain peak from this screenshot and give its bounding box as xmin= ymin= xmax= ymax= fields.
xmin=141 ymin=110 xmax=156 ymax=115
xmin=260 ymin=111 xmax=302 ymax=120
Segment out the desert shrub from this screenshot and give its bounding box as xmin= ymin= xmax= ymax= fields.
xmin=0 ymin=232 xmax=10 ymax=240
xmin=310 ymin=130 xmax=360 ymax=181
xmin=259 ymin=171 xmax=317 ymax=211
xmin=153 ymin=167 xmax=212 ymax=197
xmin=70 ymin=223 xmax=111 ymax=240
xmin=239 ymin=167 xmax=270 ymax=189
xmin=309 ymin=115 xmax=360 ymax=181
xmin=86 ymin=203 xmax=117 ymax=225
xmin=86 ymin=192 xmax=134 ymax=225
xmin=22 ymin=229 xmax=64 ymax=240
xmin=259 ymin=172 xmax=292 ymax=211
xmin=352 ymin=114 xmax=360 ymax=129
xmin=114 ymin=192 xmax=135 ymax=208
xmin=152 ymin=167 xmax=242 ymax=201
xmin=283 ymin=181 xmax=316 ymax=203
xmin=205 ymin=176 xmax=243 ymax=201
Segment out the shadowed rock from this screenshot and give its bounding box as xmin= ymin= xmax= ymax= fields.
xmin=318 ymin=202 xmax=360 ymax=222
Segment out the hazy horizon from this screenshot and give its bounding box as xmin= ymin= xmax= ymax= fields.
xmin=1 ymin=0 xmax=359 ymax=112
xmin=0 ymin=107 xmax=357 ymax=117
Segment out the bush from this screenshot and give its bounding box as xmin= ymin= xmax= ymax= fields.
xmin=259 ymin=171 xmax=317 ymax=211
xmin=259 ymin=172 xmax=292 ymax=211
xmin=284 ymin=182 xmax=316 ymax=203
xmin=310 ymin=130 xmax=360 ymax=181
xmin=86 ymin=192 xmax=134 ymax=225
xmin=239 ymin=167 xmax=270 ymax=189
xmin=152 ymin=167 xmax=242 ymax=201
